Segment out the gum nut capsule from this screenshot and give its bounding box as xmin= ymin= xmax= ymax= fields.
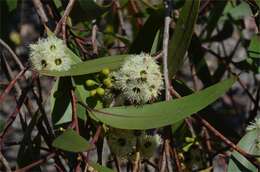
xmin=86 ymin=79 xmax=96 ymax=87
xmin=101 ymin=68 xmax=110 ymax=76
xmin=103 ymin=78 xmax=112 ymax=87
xmin=90 ymin=89 xmax=97 ymax=97
xmin=96 ymin=87 xmax=105 ymax=96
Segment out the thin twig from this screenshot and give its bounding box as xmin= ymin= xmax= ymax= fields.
xmin=162 ymin=0 xmax=172 ymax=101
xmin=0 ymin=39 xmax=24 ymax=70
xmin=133 ymin=152 xmax=141 ymax=172
xmin=70 ymin=90 xmax=79 ymax=133
xmin=14 ymin=152 xmax=56 ymax=172
xmin=0 ymin=152 xmax=11 ymax=172
xmin=91 ymin=21 xmax=98 ymax=55
xmin=0 ymin=87 xmax=29 ymax=142
xmin=113 ymin=0 xmax=127 ymax=35
xmin=197 ymin=116 xmax=260 ymax=169
xmin=129 ymin=0 xmax=143 ymax=28
xmin=32 ymin=0 xmax=48 ymax=24
xmin=55 ymin=0 xmax=76 ymax=36
xmin=0 ymin=67 xmax=28 ymax=104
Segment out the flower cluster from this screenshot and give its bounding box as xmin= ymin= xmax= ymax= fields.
xmin=107 ymin=129 xmax=136 ymax=159
xmin=107 ymin=128 xmax=161 ymax=160
xmin=112 ymin=53 xmax=163 ymax=104
xmin=29 ymin=36 xmax=72 ymax=71
xmin=139 ymin=134 xmax=161 ymax=159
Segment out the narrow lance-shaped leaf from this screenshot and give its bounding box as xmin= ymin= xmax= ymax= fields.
xmin=39 ymin=54 xmax=129 ymax=77
xmin=168 ymin=0 xmax=200 ymax=78
xmin=90 ymin=77 xmax=236 ymax=130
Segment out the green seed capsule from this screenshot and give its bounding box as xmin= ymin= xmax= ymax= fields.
xmin=101 ymin=68 xmax=110 ymax=76
xmin=103 ymin=78 xmax=112 ymax=88
xmin=96 ymin=87 xmax=105 ymax=96
xmin=90 ymin=89 xmax=97 ymax=96
xmin=86 ymin=79 xmax=96 ymax=87
xmin=185 ymin=137 xmax=195 ymax=143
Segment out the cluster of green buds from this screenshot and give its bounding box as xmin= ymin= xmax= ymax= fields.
xmin=106 ymin=128 xmax=161 ymax=160
xmin=85 ymin=68 xmax=112 ymax=97
xmin=182 ymin=137 xmax=199 ymax=152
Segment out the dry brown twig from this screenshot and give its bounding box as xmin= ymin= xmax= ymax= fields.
xmin=55 ymin=0 xmax=76 ymax=39
xmin=0 ymin=152 xmax=11 ymax=172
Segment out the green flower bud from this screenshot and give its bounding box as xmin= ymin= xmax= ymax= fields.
xmin=103 ymin=78 xmax=112 ymax=88
xmin=90 ymin=89 xmax=97 ymax=97
xmin=85 ymin=79 xmax=97 ymax=87
xmin=101 ymin=68 xmax=110 ymax=76
xmin=96 ymin=87 xmax=105 ymax=96
xmin=185 ymin=137 xmax=195 ymax=143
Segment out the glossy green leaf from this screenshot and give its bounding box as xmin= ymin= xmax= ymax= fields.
xmin=52 ymin=128 xmax=92 ymax=152
xmin=168 ymin=0 xmax=200 ymax=78
xmin=90 ymin=77 xmax=236 ymax=129
xmin=227 ymin=129 xmax=260 ymax=172
xmin=40 ymin=55 xmax=129 ymax=77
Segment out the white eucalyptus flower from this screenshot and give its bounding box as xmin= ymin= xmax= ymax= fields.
xmin=139 ymin=134 xmax=161 ymax=159
xmin=107 ymin=129 xmax=136 ymax=159
xmin=29 ymin=36 xmax=72 ymax=71
xmin=112 ymin=53 xmax=163 ymax=104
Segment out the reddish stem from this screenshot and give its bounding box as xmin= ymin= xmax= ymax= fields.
xmin=0 ymin=67 xmax=28 ymax=104
xmin=14 ymin=153 xmax=56 ymax=172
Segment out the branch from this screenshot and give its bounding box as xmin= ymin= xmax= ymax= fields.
xmin=162 ymin=0 xmax=172 ymax=101
xmin=32 ymin=0 xmax=48 ymax=24
xmin=0 ymin=67 xmax=28 ymax=104
xmin=55 ymin=0 xmax=76 ymax=38
xmin=14 ymin=153 xmax=56 ymax=172
xmin=0 ymin=39 xmax=24 ymax=70
xmin=196 ymin=116 xmax=260 ymax=169
xmin=0 ymin=152 xmax=11 ymax=172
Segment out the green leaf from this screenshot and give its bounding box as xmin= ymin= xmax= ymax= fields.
xmin=52 ymin=128 xmax=92 ymax=152
xmin=248 ymin=34 xmax=260 ymax=59
xmin=6 ymin=0 xmax=17 ymax=11
xmin=90 ymin=77 xmax=236 ymax=129
xmin=129 ymin=9 xmax=164 ymax=53
xmin=223 ymin=1 xmax=252 ymax=20
xmin=40 ymin=55 xmax=129 ymax=77
xmin=227 ymin=129 xmax=260 ymax=172
xmin=168 ymin=0 xmax=200 ymax=78
xmin=150 ymin=30 xmax=161 ymax=54
xmin=89 ymin=162 xmax=115 ymax=172
xmin=73 ymin=75 xmax=103 ymax=121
